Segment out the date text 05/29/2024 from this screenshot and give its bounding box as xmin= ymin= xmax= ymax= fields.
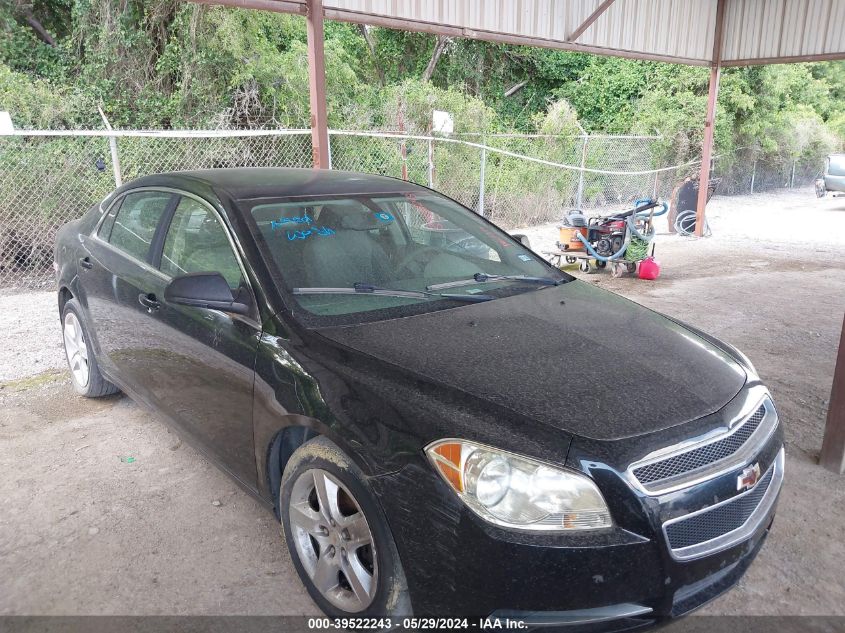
xmin=307 ymin=617 xmax=529 ymax=630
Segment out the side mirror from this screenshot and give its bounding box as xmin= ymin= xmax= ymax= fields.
xmin=164 ymin=272 xmax=250 ymax=315
xmin=510 ymin=233 xmax=531 ymax=249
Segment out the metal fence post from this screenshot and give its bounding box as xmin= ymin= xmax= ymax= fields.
xmin=327 ymin=131 xmax=333 ymax=169
xmin=576 ymin=135 xmax=588 ymax=209
xmin=750 ymin=161 xmax=756 ymax=194
xmin=478 ymin=145 xmax=486 ymax=216
xmin=427 ymin=138 xmax=434 ymax=188
xmin=790 ymin=160 xmax=796 ymax=188
xmin=98 ymin=106 xmax=122 ymax=187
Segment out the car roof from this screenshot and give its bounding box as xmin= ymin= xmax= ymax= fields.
xmin=126 ymin=167 xmax=429 ymax=201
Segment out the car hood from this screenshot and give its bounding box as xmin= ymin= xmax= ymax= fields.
xmin=315 ymin=281 xmax=747 ymax=441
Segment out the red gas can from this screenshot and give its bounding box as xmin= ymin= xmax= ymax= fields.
xmin=638 ymin=256 xmax=660 ymax=280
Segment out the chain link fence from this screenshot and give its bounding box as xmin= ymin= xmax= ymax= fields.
xmin=713 ymin=153 xmax=822 ymax=195
xmin=0 ymin=128 xmax=821 ymax=291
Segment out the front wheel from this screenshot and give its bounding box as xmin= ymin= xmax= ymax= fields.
xmin=61 ymin=298 xmax=119 ymax=398
xmin=280 ymin=437 xmax=411 ymax=618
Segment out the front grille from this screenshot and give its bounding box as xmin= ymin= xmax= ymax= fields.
xmin=633 ymin=404 xmax=766 ymax=486
xmin=664 ymin=464 xmax=774 ymax=550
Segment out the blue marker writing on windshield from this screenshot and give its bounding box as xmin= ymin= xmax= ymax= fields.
xmin=286 ymin=226 xmax=335 ymax=241
xmin=272 ymin=214 xmax=312 ymax=230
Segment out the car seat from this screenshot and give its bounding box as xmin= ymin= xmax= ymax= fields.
xmin=302 ymin=205 xmax=392 ymax=287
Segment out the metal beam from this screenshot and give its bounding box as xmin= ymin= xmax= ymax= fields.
xmin=820 ymin=315 xmax=845 ymax=474
xmin=568 ymin=0 xmax=616 ymax=42
xmin=722 ymin=51 xmax=845 ymax=67
xmin=306 ymin=0 xmax=330 ymax=169
xmin=190 ymin=0 xmax=305 ymax=14
xmin=694 ymin=0 xmax=726 ymax=237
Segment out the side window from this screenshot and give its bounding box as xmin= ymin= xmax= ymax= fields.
xmin=98 ymin=197 xmax=123 ymax=240
xmin=160 ymin=197 xmax=243 ymax=289
xmin=107 ymin=192 xmax=172 ymax=261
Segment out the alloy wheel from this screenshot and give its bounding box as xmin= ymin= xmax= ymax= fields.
xmin=288 ymin=468 xmax=378 ymax=612
xmin=63 ymin=311 xmax=90 ymax=388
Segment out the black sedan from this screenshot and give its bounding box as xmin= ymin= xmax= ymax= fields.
xmin=54 ymin=168 xmax=783 ymax=626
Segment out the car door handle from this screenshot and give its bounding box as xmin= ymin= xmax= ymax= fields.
xmin=79 ymin=257 xmax=93 ymax=270
xmin=138 ymin=293 xmax=161 ymax=311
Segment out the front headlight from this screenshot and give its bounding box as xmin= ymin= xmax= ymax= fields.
xmin=425 ymin=439 xmax=612 ymax=531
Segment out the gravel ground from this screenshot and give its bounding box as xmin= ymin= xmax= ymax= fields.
xmin=1 ymin=187 xmax=844 ymax=617
xmin=0 ymin=292 xmax=63 ymax=383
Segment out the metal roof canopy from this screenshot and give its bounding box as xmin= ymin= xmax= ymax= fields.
xmin=189 ymin=0 xmax=845 ymax=227
xmin=193 ymin=0 xmax=845 ymax=67
xmin=189 ymin=0 xmax=845 ymax=472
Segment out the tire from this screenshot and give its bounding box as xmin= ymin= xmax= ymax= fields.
xmin=579 ymin=260 xmax=592 ymax=273
xmin=626 ymin=262 xmax=637 ymax=274
xmin=280 ymin=436 xmax=411 ymax=618
xmin=595 ymin=260 xmax=607 ymax=269
xmin=61 ymin=298 xmax=120 ymax=398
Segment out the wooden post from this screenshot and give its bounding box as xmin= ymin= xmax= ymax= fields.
xmin=820 ymin=315 xmax=845 ymax=474
xmin=695 ymin=66 xmax=720 ymax=236
xmin=306 ymin=0 xmax=329 ymax=169
xmin=694 ymin=0 xmax=726 ymax=237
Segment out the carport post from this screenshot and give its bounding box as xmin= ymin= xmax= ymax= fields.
xmin=97 ymin=106 xmax=122 ymax=187
xmin=820 ymin=315 xmax=845 ymax=474
xmin=694 ymin=0 xmax=726 ymax=237
xmin=306 ymin=0 xmax=330 ymax=169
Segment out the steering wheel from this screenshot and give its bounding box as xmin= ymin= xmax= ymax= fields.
xmin=394 ymin=246 xmax=442 ymax=276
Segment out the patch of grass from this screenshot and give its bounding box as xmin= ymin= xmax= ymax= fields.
xmin=0 ymin=369 xmax=67 ymax=392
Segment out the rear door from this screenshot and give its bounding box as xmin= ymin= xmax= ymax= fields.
xmin=79 ymin=189 xmax=177 ymax=402
xmin=142 ymin=194 xmax=261 ymax=487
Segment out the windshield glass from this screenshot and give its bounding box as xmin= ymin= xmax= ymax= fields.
xmin=242 ymin=191 xmax=569 ymax=326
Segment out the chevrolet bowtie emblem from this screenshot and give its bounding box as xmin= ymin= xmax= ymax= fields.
xmin=737 ymin=463 xmax=762 ymax=491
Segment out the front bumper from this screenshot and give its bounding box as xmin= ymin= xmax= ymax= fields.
xmin=369 ymin=399 xmax=783 ymax=626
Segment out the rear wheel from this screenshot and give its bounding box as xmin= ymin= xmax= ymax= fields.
xmin=61 ymin=299 xmax=119 ymax=398
xmin=280 ymin=436 xmax=411 ymax=618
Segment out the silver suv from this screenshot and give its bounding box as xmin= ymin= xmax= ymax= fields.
xmin=820 ymin=153 xmax=845 ymax=195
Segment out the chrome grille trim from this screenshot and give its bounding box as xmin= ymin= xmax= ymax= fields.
xmin=627 ymin=396 xmax=778 ymax=495
xmin=662 ymin=447 xmax=784 ymax=561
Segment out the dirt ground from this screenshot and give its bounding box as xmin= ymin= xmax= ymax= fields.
xmin=1 ymin=187 xmax=844 ymax=618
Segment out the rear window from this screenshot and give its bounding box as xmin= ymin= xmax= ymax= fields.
xmin=827 ymin=155 xmax=845 ymax=177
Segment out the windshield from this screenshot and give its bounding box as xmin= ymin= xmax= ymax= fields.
xmin=241 ymin=191 xmax=569 ymax=326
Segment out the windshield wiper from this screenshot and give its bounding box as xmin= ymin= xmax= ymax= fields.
xmin=427 ymin=272 xmax=563 ymax=291
xmin=293 ymin=283 xmax=494 ymax=303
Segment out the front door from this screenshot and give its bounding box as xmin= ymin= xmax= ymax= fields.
xmin=144 ymin=194 xmax=261 ymax=487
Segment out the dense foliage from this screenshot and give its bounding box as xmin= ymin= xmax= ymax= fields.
xmin=2 ymin=0 xmax=843 ymax=170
